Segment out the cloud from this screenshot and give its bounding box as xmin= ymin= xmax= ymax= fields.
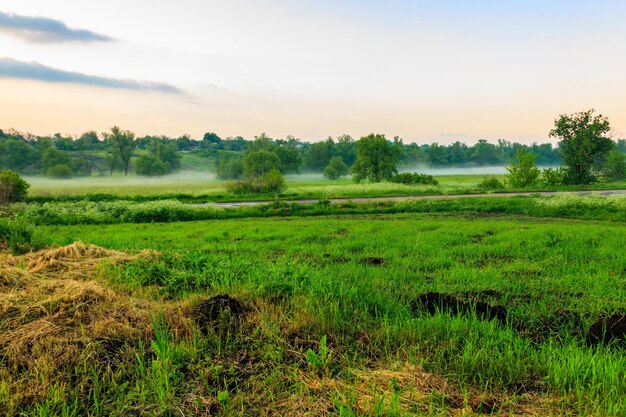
xmin=0 ymin=58 xmax=182 ymax=94
xmin=0 ymin=11 xmax=112 ymax=43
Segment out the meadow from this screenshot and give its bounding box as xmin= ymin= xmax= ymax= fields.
xmin=1 ymin=193 xmax=626 ymax=416
xmin=23 ymin=171 xmax=626 ymax=203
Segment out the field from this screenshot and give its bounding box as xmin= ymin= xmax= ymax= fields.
xmin=22 ymin=171 xmax=626 ymax=202
xmin=2 ymin=193 xmax=626 ymax=416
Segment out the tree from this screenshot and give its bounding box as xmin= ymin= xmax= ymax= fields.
xmin=244 ymin=150 xmax=282 ymax=178
xmin=135 ymin=154 xmax=169 ymax=176
xmin=506 ymin=149 xmax=540 ymax=187
xmin=549 ymin=109 xmax=613 ymax=184
xmin=350 ymin=134 xmax=398 ymax=182
xmin=216 ymin=154 xmax=244 ymax=180
xmin=105 ymin=126 xmax=137 ymax=176
xmin=323 ymin=156 xmax=349 ymax=180
xmin=0 ymin=170 xmax=29 ymax=203
xmin=603 ymin=150 xmax=626 ymax=181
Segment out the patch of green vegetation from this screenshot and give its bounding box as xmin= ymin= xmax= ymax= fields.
xmin=19 ymin=212 xmax=626 ymax=415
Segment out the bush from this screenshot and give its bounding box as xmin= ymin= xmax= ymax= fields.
xmin=227 ymin=169 xmax=286 ymax=195
xmin=506 ymin=149 xmax=540 ymax=187
xmin=136 ymin=154 xmax=170 ymax=176
xmin=390 ymin=172 xmax=439 ymax=186
xmin=216 ymin=155 xmax=244 ymax=180
xmin=603 ymin=150 xmax=626 ymax=181
xmin=0 ymin=170 xmax=30 ymax=203
xmin=47 ymin=164 xmax=73 ymax=178
xmin=323 ymin=156 xmax=349 ymax=180
xmin=541 ymin=167 xmax=566 ymax=186
xmin=0 ymin=218 xmax=34 ymax=254
xmin=477 ymin=176 xmax=505 ymax=191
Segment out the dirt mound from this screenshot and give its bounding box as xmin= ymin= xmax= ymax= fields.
xmin=587 ymin=314 xmax=626 ymax=347
xmin=193 ymin=294 xmax=243 ymax=332
xmin=411 ymin=292 xmax=507 ymax=324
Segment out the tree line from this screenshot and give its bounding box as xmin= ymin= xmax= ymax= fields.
xmin=1 ymin=109 xmax=625 ymax=183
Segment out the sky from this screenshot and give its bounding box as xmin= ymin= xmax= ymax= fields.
xmin=0 ymin=0 xmax=625 ymax=144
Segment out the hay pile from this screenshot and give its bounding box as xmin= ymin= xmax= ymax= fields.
xmin=0 ymin=242 xmax=188 ymax=408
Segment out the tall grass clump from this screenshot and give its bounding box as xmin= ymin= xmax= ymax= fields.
xmin=0 ymin=218 xmax=35 ymax=254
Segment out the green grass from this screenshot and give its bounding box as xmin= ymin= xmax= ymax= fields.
xmin=24 ymin=172 xmax=626 ymax=205
xmin=8 ymin=211 xmax=620 ymax=415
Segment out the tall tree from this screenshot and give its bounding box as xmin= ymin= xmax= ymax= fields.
xmin=350 ymin=134 xmax=398 ymax=182
xmin=105 ymin=126 xmax=137 ymax=176
xmin=549 ymin=109 xmax=613 ymax=184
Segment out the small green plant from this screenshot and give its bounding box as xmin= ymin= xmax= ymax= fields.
xmin=306 ymin=335 xmax=331 ymax=374
xmin=506 ymin=149 xmax=540 ymax=187
xmin=0 ymin=218 xmax=34 ymax=254
xmin=477 ymin=176 xmax=505 ymax=191
xmin=541 ymin=167 xmax=567 ymax=186
xmin=389 ymin=172 xmax=439 ymax=186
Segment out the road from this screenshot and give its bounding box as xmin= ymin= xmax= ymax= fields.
xmin=213 ymin=189 xmax=626 ymax=208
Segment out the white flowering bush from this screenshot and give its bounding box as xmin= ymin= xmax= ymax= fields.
xmin=535 ymin=193 xmax=626 ymax=211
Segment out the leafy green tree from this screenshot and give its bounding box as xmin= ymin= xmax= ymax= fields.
xmin=323 ymin=156 xmax=349 ymax=180
xmin=105 ymin=126 xmax=137 ymax=176
xmin=216 ymin=153 xmax=244 ymax=180
xmin=0 ymin=170 xmax=30 ymax=203
xmin=603 ymin=150 xmax=626 ymax=181
xmin=275 ymin=136 xmax=302 ymax=173
xmin=0 ymin=138 xmax=36 ymax=171
xmin=244 ymin=150 xmax=282 ymax=178
xmin=135 ymin=154 xmax=169 ymax=176
xmin=335 ymin=135 xmax=356 ymax=166
xmin=41 ymin=147 xmax=71 ymax=170
xmin=471 ymin=139 xmax=504 ymax=166
xmin=151 ymin=141 xmax=181 ymax=172
xmin=350 ymin=134 xmax=398 ymax=183
xmin=304 ymin=138 xmax=335 ymax=171
xmin=506 ymin=149 xmax=540 ymax=187
xmin=549 ymin=109 xmax=613 ymax=184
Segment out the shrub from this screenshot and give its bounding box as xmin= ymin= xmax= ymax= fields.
xmin=602 ymin=150 xmax=626 ymax=181
xmin=541 ymin=167 xmax=566 ymax=186
xmin=506 ymin=149 xmax=540 ymax=187
xmin=136 ymin=154 xmax=169 ymax=176
xmin=477 ymin=176 xmax=505 ymax=191
xmin=0 ymin=170 xmax=30 ymax=203
xmin=323 ymin=156 xmax=349 ymax=180
xmin=227 ymin=169 xmax=286 ymax=195
xmin=390 ymin=172 xmax=439 ymax=186
xmin=47 ymin=164 xmax=73 ymax=178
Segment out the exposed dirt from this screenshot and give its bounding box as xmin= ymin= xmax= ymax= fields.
xmin=193 ymin=294 xmax=243 ymax=332
xmin=587 ymin=313 xmax=626 ymax=347
xmin=362 ymin=256 xmax=386 ymax=266
xmin=411 ymin=292 xmax=507 ymax=324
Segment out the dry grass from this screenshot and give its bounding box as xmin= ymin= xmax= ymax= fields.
xmin=0 ymin=242 xmax=190 ymax=410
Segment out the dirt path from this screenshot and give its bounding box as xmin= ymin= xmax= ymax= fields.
xmin=214 ymin=189 xmax=626 ymax=208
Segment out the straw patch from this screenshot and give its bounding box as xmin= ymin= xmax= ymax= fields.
xmin=0 ymin=242 xmax=188 ymax=408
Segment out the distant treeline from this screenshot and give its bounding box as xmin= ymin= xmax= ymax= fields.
xmin=1 ymin=127 xmax=625 ymax=177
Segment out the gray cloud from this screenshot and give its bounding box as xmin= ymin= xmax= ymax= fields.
xmin=0 ymin=58 xmax=182 ymax=94
xmin=0 ymin=11 xmax=112 ymax=43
